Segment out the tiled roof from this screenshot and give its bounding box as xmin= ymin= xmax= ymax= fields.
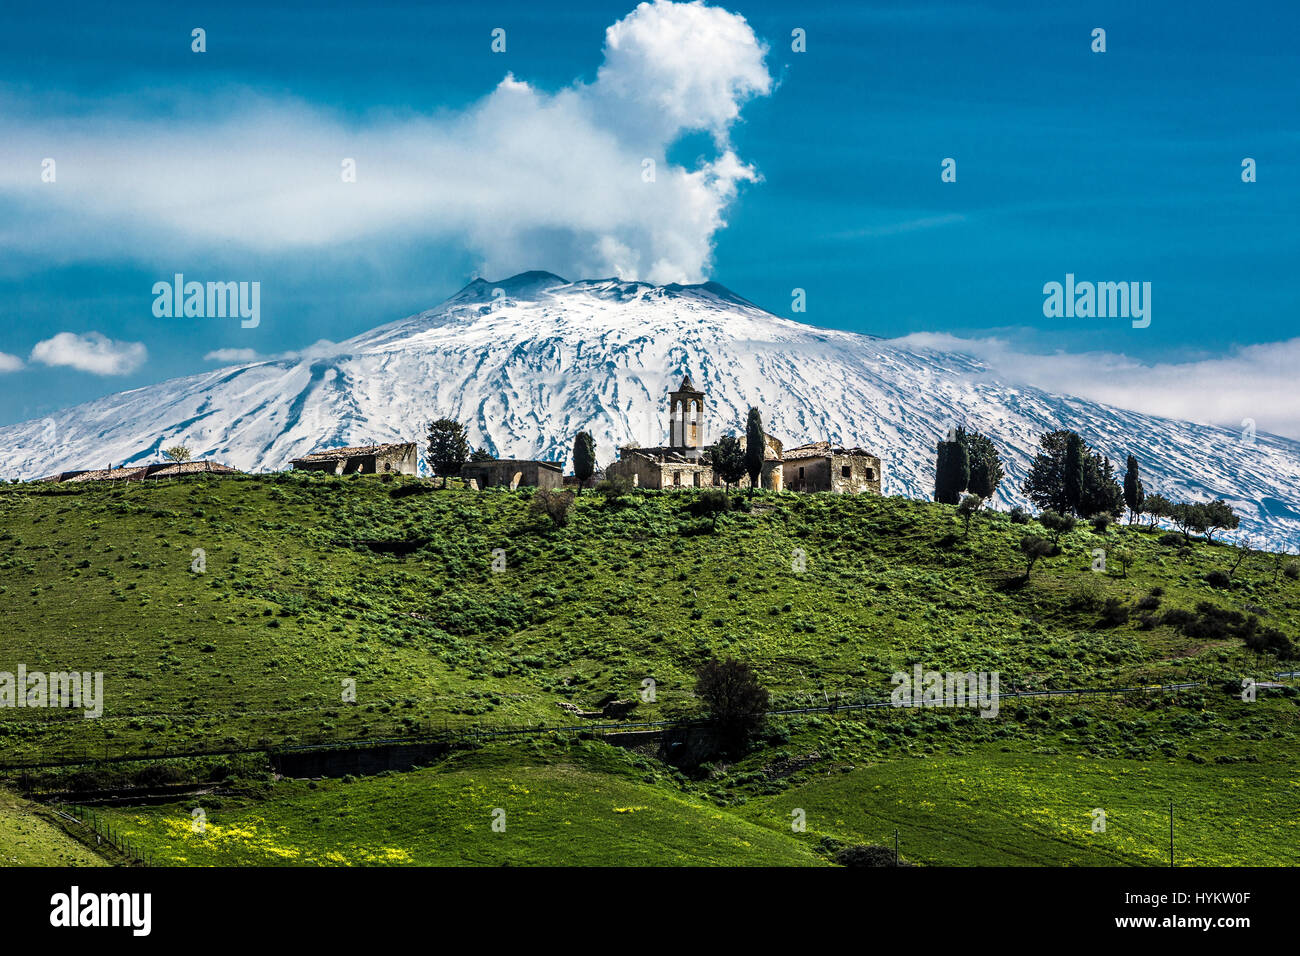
xmin=461 ymin=459 xmax=562 ymax=471
xmin=39 ymin=460 xmax=241 ymax=482
xmin=621 ymin=446 xmax=705 ymax=464
xmin=148 ymin=461 xmax=239 ymax=477
xmin=783 ymin=441 xmax=878 ymax=460
xmin=289 ymin=442 xmax=414 ymax=463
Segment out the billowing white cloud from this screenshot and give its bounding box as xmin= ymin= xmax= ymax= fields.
xmin=30 ymin=332 xmax=147 ymax=376
xmin=0 ymin=352 xmax=22 ymax=372
xmin=0 ymin=0 xmax=771 ymax=284
xmin=891 ymin=331 xmax=1300 ymax=441
xmin=597 ymin=0 xmax=771 ymax=144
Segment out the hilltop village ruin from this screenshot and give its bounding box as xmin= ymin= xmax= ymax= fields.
xmin=33 ymin=373 xmax=884 ymax=495
xmin=605 ymin=375 xmax=882 ymax=494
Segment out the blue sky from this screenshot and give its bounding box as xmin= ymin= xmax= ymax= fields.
xmin=1 ymin=0 xmax=1297 ymax=434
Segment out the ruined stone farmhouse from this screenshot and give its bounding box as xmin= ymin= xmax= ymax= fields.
xmin=290 ymin=442 xmax=418 ymax=476
xmin=783 ymin=441 xmax=883 ymax=494
xmin=460 ymin=459 xmax=563 ymax=491
xmin=40 ymin=460 xmax=241 ymax=483
xmin=606 ymin=375 xmax=882 ymax=494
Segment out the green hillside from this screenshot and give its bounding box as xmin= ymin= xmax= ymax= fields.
xmin=1 ymin=474 xmax=1296 ymax=866
xmin=0 ymin=789 xmax=105 ymax=866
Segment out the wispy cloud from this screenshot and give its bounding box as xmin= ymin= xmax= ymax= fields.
xmin=202 ymin=348 xmax=262 ymax=364
xmin=0 ymin=0 xmax=772 ymax=285
xmin=0 ymin=351 xmax=22 ymax=373
xmin=828 ymin=213 xmax=966 ymax=241
xmin=891 ymin=331 xmax=1300 ymax=441
xmin=30 ymin=332 xmax=147 ymax=376
xmin=203 ymin=339 xmax=342 ymax=365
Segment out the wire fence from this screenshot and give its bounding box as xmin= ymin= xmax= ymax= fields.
xmin=4 ymin=674 xmax=1275 ymax=772
xmin=52 ymin=802 xmax=152 ymax=866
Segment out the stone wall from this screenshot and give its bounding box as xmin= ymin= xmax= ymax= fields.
xmin=461 ymin=460 xmax=563 ymax=491
xmin=291 ymin=443 xmax=418 ymax=476
xmin=606 ymin=454 xmax=711 ymax=489
xmin=784 ymin=450 xmax=881 ymax=494
xmin=829 ymin=452 xmax=882 ymax=494
xmin=786 ymin=455 xmax=832 ymax=492
xmin=374 ymin=443 xmax=419 ymax=475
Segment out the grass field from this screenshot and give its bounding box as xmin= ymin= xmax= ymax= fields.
xmin=89 ymin=738 xmax=1299 ymax=867
xmin=95 ymin=742 xmax=828 ymax=866
xmin=0 ymin=788 xmax=104 ymax=866
xmin=1 ymin=474 xmax=1296 ymax=866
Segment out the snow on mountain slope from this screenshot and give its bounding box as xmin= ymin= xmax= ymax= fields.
xmin=2 ymin=272 xmax=1298 ymax=547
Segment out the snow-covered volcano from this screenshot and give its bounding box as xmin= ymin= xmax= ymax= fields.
xmin=2 ymin=271 xmax=1298 ymax=546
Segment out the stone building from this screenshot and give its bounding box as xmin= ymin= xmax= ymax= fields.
xmin=606 ymin=375 xmax=784 ymax=490
xmin=607 ymin=446 xmax=712 ymax=489
xmin=782 ymin=442 xmax=882 ymax=494
xmin=290 ymin=442 xmax=418 ymax=476
xmin=605 ymin=374 xmax=884 ymax=496
xmin=668 ymin=374 xmax=705 ymax=448
xmin=460 ymin=459 xmax=563 ymax=491
xmin=39 ymin=460 xmax=240 ymax=483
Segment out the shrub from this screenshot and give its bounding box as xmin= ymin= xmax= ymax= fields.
xmin=1090 ymin=513 xmax=1114 ymax=534
xmin=1098 ymin=597 xmax=1130 ymax=627
xmin=695 ymin=657 xmax=769 ymax=753
xmin=1161 ymin=607 xmax=1197 ymax=631
xmin=957 ymin=494 xmax=983 ymax=537
xmin=1038 ymin=510 xmax=1077 ymax=541
xmin=594 ymin=475 xmax=634 ymax=505
xmin=1160 ymin=602 xmax=1294 ymax=657
xmin=1157 ymin=533 xmax=1185 ymax=547
xmin=834 ymin=844 xmax=911 ymax=867
xmin=1067 ymin=576 xmax=1103 ymax=611
xmin=529 ymin=489 xmax=576 ymax=528
xmin=1204 ymin=570 xmax=1232 ymax=589
xmin=1284 ymin=561 xmax=1300 ymax=581
xmin=678 ymin=517 xmax=716 ymax=536
xmin=1019 ymin=534 xmax=1054 ymax=578
xmin=1243 ymin=626 xmax=1295 ymax=658
xmin=1009 ymin=505 xmax=1030 ymax=524
xmin=691 ymin=489 xmax=733 ymax=529
xmin=389 ymin=482 xmax=434 ymax=499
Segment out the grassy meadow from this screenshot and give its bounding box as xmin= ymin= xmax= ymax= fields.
xmin=0 ymin=472 xmax=1296 ymax=865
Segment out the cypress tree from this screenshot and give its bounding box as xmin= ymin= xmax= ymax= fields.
xmin=1064 ymin=432 xmax=1084 ymax=514
xmin=1123 ymin=454 xmax=1145 ymax=523
xmin=933 ymin=428 xmax=969 ymax=505
xmin=744 ymin=407 xmax=766 ymax=490
xmin=572 ymin=431 xmax=596 ymax=494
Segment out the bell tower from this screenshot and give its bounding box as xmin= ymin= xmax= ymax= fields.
xmin=668 ymin=374 xmax=705 ymax=450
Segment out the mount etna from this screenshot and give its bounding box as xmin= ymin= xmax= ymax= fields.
xmin=2 ymin=271 xmax=1297 ymax=545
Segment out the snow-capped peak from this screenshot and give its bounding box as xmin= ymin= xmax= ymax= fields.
xmin=1 ymin=272 xmax=1297 ymax=547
